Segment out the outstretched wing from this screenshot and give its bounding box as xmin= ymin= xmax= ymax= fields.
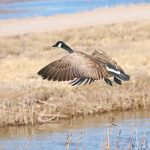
xmin=38 ymin=51 xmax=108 ymax=82
xmin=92 ymin=50 xmax=130 ymax=81
xmin=92 ymin=50 xmax=117 ymax=65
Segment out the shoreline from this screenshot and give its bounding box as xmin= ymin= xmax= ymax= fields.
xmin=0 ymin=20 xmax=150 ymax=126
xmin=0 ymin=3 xmax=150 ymax=126
xmin=0 ymin=4 xmax=150 ymax=37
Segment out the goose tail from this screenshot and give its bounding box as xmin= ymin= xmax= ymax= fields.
xmin=106 ymin=63 xmax=130 ymax=81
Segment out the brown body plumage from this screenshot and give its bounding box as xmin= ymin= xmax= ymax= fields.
xmin=38 ymin=41 xmax=130 ymax=86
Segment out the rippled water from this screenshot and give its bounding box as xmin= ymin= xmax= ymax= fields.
xmin=0 ymin=0 xmax=150 ymax=19
xmin=0 ymin=111 xmax=150 ymax=150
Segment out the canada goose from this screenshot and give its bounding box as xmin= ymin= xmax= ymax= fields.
xmin=38 ymin=41 xmax=130 ymax=86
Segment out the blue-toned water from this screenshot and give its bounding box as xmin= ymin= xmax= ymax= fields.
xmin=0 ymin=111 xmax=150 ymax=150
xmin=0 ymin=0 xmax=150 ymax=19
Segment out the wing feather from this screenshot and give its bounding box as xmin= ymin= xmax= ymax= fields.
xmin=92 ymin=50 xmax=130 ymax=81
xmin=38 ymin=51 xmax=108 ymax=81
xmin=48 ymin=68 xmax=56 ymax=80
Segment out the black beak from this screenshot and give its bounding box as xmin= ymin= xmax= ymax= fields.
xmin=52 ymin=44 xmax=57 ymax=47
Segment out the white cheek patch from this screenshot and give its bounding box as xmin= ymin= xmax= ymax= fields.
xmin=106 ymin=66 xmax=121 ymax=74
xmin=58 ymin=43 xmax=62 ymax=48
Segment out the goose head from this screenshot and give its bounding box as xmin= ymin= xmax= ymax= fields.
xmin=52 ymin=41 xmax=64 ymax=48
xmin=52 ymin=41 xmax=74 ymax=53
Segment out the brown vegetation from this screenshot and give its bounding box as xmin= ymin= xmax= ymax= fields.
xmin=0 ymin=21 xmax=150 ymax=126
xmin=65 ymin=127 xmax=149 ymax=150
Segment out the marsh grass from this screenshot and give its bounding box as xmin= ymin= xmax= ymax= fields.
xmin=0 ymin=21 xmax=150 ymax=126
xmin=65 ymin=127 xmax=150 ymax=150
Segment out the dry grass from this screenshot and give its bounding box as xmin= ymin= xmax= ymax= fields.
xmin=65 ymin=127 xmax=150 ymax=150
xmin=0 ymin=21 xmax=150 ymax=126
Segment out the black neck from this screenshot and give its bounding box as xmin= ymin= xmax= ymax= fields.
xmin=62 ymin=43 xmax=74 ymax=53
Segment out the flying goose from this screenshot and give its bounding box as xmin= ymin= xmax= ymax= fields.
xmin=38 ymin=41 xmax=130 ymax=86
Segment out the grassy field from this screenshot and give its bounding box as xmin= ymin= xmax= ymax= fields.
xmin=0 ymin=21 xmax=150 ymax=126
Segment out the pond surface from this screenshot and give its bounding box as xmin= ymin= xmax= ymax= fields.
xmin=0 ymin=111 xmax=150 ymax=150
xmin=0 ymin=0 xmax=150 ymax=19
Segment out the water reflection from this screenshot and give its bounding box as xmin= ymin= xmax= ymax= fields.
xmin=0 ymin=111 xmax=150 ymax=150
xmin=0 ymin=110 xmax=150 ymax=138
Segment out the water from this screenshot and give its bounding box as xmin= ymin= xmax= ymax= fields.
xmin=0 ymin=0 xmax=150 ymax=19
xmin=0 ymin=111 xmax=150 ymax=150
